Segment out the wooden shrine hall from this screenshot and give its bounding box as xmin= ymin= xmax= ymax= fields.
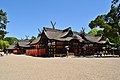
xmin=7 ymin=22 xmax=120 ymax=57
xmin=25 ymin=26 xmax=111 ymax=57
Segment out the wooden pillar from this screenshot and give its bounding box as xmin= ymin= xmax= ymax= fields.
xmin=54 ymin=41 xmax=57 ymax=57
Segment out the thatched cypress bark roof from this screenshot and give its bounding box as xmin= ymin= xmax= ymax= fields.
xmin=81 ymin=34 xmax=103 ymax=43
xmin=7 ymin=44 xmax=16 ymax=50
xmin=18 ymin=40 xmax=30 ymax=48
xmin=31 ymin=36 xmax=41 ymax=45
xmin=42 ymin=27 xmax=83 ymax=42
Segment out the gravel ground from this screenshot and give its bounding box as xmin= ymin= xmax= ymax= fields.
xmin=0 ymin=54 xmax=120 ymax=80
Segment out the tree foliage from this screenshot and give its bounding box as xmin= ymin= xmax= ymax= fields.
xmin=0 ymin=9 xmax=9 ymax=39
xmin=88 ymin=28 xmax=103 ymax=35
xmin=0 ymin=9 xmax=9 ymax=50
xmin=4 ymin=37 xmax=18 ymax=45
xmin=31 ymin=36 xmax=36 ymax=41
xmin=0 ymin=40 xmax=9 ymax=51
xmin=88 ymin=28 xmax=99 ymax=35
xmin=89 ymin=0 xmax=120 ymax=43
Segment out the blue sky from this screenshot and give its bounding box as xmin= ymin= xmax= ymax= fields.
xmin=0 ymin=0 xmax=112 ymax=39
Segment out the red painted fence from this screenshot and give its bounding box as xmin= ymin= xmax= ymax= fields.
xmin=26 ymin=48 xmax=46 ymax=57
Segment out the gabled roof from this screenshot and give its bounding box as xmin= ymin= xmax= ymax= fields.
xmin=98 ymin=38 xmax=114 ymax=45
xmin=82 ymin=34 xmax=103 ymax=43
xmin=43 ymin=27 xmax=72 ymax=39
xmin=7 ymin=40 xmax=31 ymax=50
xmin=72 ymin=32 xmax=84 ymax=42
xmin=7 ymin=44 xmax=16 ymax=50
xmin=18 ymin=40 xmax=30 ymax=47
xmin=42 ymin=27 xmax=83 ymax=42
xmin=56 ymin=37 xmax=73 ymax=41
xmin=31 ymin=36 xmax=41 ymax=45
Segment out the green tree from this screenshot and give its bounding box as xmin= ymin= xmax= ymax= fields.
xmin=0 ymin=9 xmax=9 ymax=50
xmin=0 ymin=40 xmax=9 ymax=51
xmin=31 ymin=36 xmax=36 ymax=41
xmin=88 ymin=28 xmax=99 ymax=35
xmin=88 ymin=28 xmax=103 ymax=35
xmin=0 ymin=9 xmax=9 ymax=39
xmin=89 ymin=0 xmax=120 ymax=43
xmin=4 ymin=37 xmax=18 ymax=45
